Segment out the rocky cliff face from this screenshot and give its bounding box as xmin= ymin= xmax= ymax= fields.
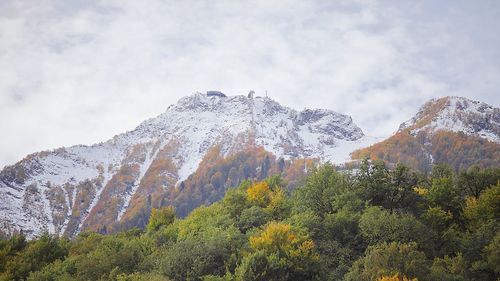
xmin=0 ymin=93 xmax=376 ymax=238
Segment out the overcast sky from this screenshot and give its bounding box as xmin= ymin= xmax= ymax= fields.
xmin=0 ymin=0 xmax=499 ymax=168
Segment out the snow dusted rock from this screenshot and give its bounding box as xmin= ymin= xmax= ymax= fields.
xmin=399 ymin=96 xmax=500 ymax=143
xmin=0 ymin=92 xmax=377 ymax=238
xmin=351 ymin=96 xmax=499 ymax=173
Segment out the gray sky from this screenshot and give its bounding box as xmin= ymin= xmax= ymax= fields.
xmin=1 ymin=0 xmax=499 ymax=168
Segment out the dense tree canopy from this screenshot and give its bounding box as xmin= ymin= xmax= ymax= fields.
xmin=1 ymin=161 xmax=499 ymax=281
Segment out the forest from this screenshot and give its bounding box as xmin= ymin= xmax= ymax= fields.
xmin=351 ymin=130 xmax=500 ymax=173
xmin=0 ymin=160 xmax=499 ymax=281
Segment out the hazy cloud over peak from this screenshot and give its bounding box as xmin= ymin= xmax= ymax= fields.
xmin=0 ymin=0 xmax=499 ymax=167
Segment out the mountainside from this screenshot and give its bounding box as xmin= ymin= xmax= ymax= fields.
xmin=352 ymin=96 xmax=500 ymax=172
xmin=0 ymin=92 xmax=377 ymax=238
xmin=398 ymin=96 xmax=500 ymax=142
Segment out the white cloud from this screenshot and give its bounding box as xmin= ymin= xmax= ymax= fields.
xmin=0 ymin=0 xmax=499 ymax=167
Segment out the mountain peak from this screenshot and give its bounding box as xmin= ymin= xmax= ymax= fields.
xmin=398 ymin=96 xmax=500 ymax=142
xmin=0 ymin=92 xmax=376 ymax=238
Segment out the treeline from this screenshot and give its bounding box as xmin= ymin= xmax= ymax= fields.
xmin=116 ymin=146 xmax=315 ymax=233
xmin=165 ymin=146 xmax=316 ymax=217
xmin=352 ymin=130 xmax=500 ymax=173
xmin=0 ymin=161 xmax=499 ymax=281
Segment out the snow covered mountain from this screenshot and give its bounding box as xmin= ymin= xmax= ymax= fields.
xmin=352 ymin=96 xmax=500 ymax=172
xmin=398 ymin=96 xmax=500 ymax=142
xmin=0 ymin=92 xmax=378 ymax=238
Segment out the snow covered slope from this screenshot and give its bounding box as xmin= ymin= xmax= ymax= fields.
xmin=352 ymin=96 xmax=500 ymax=172
xmin=398 ymin=96 xmax=500 ymax=143
xmin=0 ymin=92 xmax=378 ymax=238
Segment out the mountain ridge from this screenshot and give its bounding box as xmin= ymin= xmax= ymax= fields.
xmin=352 ymin=96 xmax=500 ymax=172
xmin=1 ymin=93 xmax=498 ymax=238
xmin=0 ymin=92 xmax=378 ymax=237
xmin=398 ymin=96 xmax=500 ymax=142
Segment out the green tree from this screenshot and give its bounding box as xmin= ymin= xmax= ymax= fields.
xmin=159 ymin=227 xmax=242 ymax=281
xmin=293 ymin=163 xmax=349 ymax=217
xmin=344 ymin=242 xmax=430 ymax=281
xmin=430 ymin=254 xmax=468 ymax=281
xmin=359 ymin=206 xmax=428 ymax=246
xmin=457 ymin=166 xmax=500 ymax=198
xmin=426 ymin=177 xmax=463 ymax=220
xmin=357 ymin=160 xmax=391 ymax=208
xmin=484 ymin=232 xmax=500 ymax=274
xmin=147 ymin=206 xmax=176 ymax=232
xmin=1 ymin=232 xmax=68 ymax=281
xmin=74 ymin=235 xmax=143 ymax=280
xmin=237 ymin=206 xmax=269 ymax=232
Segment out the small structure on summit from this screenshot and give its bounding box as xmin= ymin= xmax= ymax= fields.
xmin=248 ymin=90 xmax=255 ymax=98
xmin=206 ymin=91 xmax=226 ymax=97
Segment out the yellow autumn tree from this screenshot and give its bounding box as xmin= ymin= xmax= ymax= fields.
xmin=236 ymin=222 xmax=320 ymax=280
xmin=265 ymin=186 xmax=286 ymax=213
xmin=249 ymin=222 xmax=318 ymax=260
xmin=250 ymin=222 xmax=295 ymax=254
xmin=247 ymin=181 xmax=271 ymax=207
xmin=377 ymin=273 xmax=418 ymax=281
